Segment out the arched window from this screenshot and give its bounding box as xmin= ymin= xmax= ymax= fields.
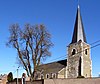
xmin=78 ymin=57 xmax=82 ymax=76
xmin=85 ymin=49 xmax=88 ymax=55
xmin=46 ymin=74 xmax=49 ymax=79
xmin=72 ymin=49 xmax=76 ymax=55
xmin=86 ymin=74 xmax=87 ymax=77
xmin=41 ymin=74 xmax=44 ymax=79
xmin=52 ymin=73 xmax=56 ymax=78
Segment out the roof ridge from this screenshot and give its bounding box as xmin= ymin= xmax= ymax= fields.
xmin=39 ymin=59 xmax=67 ymax=66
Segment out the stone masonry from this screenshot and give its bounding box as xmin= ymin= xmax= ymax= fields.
xmin=67 ymin=40 xmax=92 ymax=78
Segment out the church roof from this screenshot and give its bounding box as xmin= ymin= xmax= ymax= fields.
xmin=71 ymin=5 xmax=87 ymax=44
xmin=37 ymin=59 xmax=67 ymax=74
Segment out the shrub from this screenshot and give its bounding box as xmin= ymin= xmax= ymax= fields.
xmin=7 ymin=72 xmax=13 ymax=82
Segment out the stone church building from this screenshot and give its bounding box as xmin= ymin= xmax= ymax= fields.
xmin=36 ymin=5 xmax=92 ymax=79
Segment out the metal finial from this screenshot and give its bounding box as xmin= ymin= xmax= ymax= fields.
xmin=78 ymin=0 xmax=80 ymax=9
xmin=78 ymin=4 xmax=80 ymax=8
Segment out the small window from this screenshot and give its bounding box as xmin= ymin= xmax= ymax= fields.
xmin=72 ymin=49 xmax=76 ymax=55
xmin=86 ymin=74 xmax=87 ymax=77
xmin=46 ymin=74 xmax=49 ymax=79
xmin=41 ymin=74 xmax=44 ymax=79
xmin=85 ymin=49 xmax=88 ymax=55
xmin=52 ymin=73 xmax=56 ymax=78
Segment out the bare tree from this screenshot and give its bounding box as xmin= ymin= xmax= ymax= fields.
xmin=6 ymin=24 xmax=53 ymax=81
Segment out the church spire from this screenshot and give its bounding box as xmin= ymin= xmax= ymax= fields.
xmin=71 ymin=5 xmax=87 ymax=44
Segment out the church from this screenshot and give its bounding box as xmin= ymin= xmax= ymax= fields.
xmin=36 ymin=5 xmax=92 ymax=79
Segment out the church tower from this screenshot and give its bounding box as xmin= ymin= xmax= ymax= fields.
xmin=67 ymin=5 xmax=92 ymax=78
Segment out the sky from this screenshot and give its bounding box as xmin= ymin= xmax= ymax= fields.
xmin=0 ymin=0 xmax=100 ymax=78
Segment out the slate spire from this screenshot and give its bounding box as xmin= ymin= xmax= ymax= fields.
xmin=71 ymin=5 xmax=87 ymax=44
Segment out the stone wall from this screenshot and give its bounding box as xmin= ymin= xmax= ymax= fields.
xmin=82 ymin=42 xmax=92 ymax=77
xmin=67 ymin=42 xmax=83 ymax=78
xmin=44 ymin=78 xmax=100 ymax=84
xmin=6 ymin=80 xmax=44 ymax=84
xmin=58 ymin=68 xmax=66 ymax=78
xmin=0 ymin=74 xmax=7 ymax=84
xmin=67 ymin=41 xmax=92 ymax=78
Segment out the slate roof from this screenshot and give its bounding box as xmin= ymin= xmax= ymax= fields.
xmin=71 ymin=5 xmax=87 ymax=44
xmin=37 ymin=59 xmax=67 ymax=74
